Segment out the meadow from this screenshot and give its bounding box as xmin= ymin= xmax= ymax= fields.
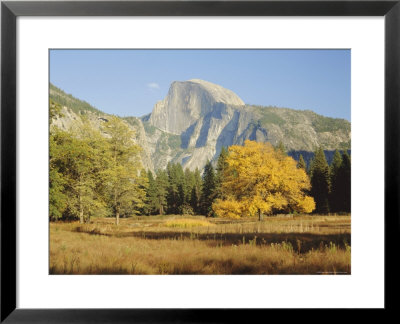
xmin=50 ymin=214 xmax=351 ymax=275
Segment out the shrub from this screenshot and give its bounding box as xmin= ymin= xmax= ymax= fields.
xmin=178 ymin=204 xmax=194 ymax=215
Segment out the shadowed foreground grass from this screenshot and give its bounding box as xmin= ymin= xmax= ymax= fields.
xmin=50 ymin=215 xmax=351 ymax=275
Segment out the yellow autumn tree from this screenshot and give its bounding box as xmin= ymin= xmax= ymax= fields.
xmin=212 ymin=140 xmax=315 ymax=220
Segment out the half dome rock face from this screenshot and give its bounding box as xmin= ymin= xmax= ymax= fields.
xmin=148 ymin=79 xmax=245 ymax=134
xmin=187 ymin=79 xmax=245 ymax=106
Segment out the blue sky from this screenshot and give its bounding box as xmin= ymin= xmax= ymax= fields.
xmin=50 ymin=49 xmax=350 ymax=120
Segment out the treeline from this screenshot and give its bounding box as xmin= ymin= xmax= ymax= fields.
xmin=306 ymin=147 xmax=351 ymax=213
xmin=143 ymin=143 xmax=351 ymax=218
xmin=142 ymin=149 xmax=227 ymax=217
xmin=50 ymin=100 xmax=350 ymax=224
xmin=49 ymin=101 xmax=224 ymax=223
xmin=50 ymin=84 xmax=102 ymax=115
xmin=288 ymin=149 xmax=350 ymax=169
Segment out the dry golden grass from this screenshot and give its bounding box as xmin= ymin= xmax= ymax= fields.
xmin=50 ymin=214 xmax=351 ymax=275
xmin=164 ymin=218 xmax=215 ymax=228
xmin=75 ymin=213 xmax=350 ymax=235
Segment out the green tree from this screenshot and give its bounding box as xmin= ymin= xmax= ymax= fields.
xmin=178 ymin=168 xmax=199 ymax=215
xmin=275 ymin=141 xmax=286 ymax=155
xmin=330 ymin=150 xmax=343 ymax=175
xmin=200 ymin=161 xmax=216 ymax=216
xmin=49 ymin=102 xmax=69 ymax=221
xmin=49 ymin=128 xmax=69 ymax=220
xmin=336 ymin=152 xmax=351 ymax=212
xmin=329 ymin=150 xmax=343 ymax=212
xmin=310 ymin=147 xmax=331 ymax=213
xmin=307 ymin=157 xmax=314 ymax=176
xmin=50 ymin=124 xmax=108 ymax=223
xmin=166 ymin=163 xmax=185 ymax=214
xmin=215 ymin=147 xmax=229 ymax=199
xmin=190 ymin=168 xmax=202 ymax=214
xmin=102 ymin=116 xmax=145 ymax=225
xmin=297 ymin=154 xmax=307 ymax=170
xmin=143 ymin=170 xmax=157 ymax=215
xmin=154 ymin=169 xmax=169 ymax=215
xmin=137 ymin=169 xmax=150 ymax=215
xmin=184 ymin=168 xmax=195 ymax=204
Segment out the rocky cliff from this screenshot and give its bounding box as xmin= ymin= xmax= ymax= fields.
xmin=50 ymin=84 xmax=155 ymax=173
xmin=143 ymin=79 xmax=350 ymax=170
xmin=148 ymin=79 xmax=245 ymax=134
xmin=50 ymin=80 xmax=351 ymax=172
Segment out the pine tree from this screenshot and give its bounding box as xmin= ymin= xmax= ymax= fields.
xmin=190 ymin=168 xmax=202 ymax=214
xmin=144 ymin=170 xmax=157 ymax=215
xmin=275 ymin=141 xmax=286 ymax=155
xmin=329 ymin=150 xmax=343 ymax=212
xmin=184 ymin=168 xmax=195 ymax=204
xmin=166 ymin=163 xmax=185 ymax=214
xmin=200 ymin=161 xmax=216 ymax=216
xmin=215 ymin=147 xmax=228 ymax=200
xmin=136 ymin=169 xmax=150 ymax=215
xmin=336 ymin=152 xmax=351 ymax=212
xmin=307 ymin=157 xmax=314 ymax=176
xmin=331 ymin=150 xmax=343 ymax=175
xmin=154 ymin=169 xmax=168 ymax=215
xmin=297 ymin=154 xmax=306 ymax=170
xmin=310 ymin=147 xmax=331 ymax=213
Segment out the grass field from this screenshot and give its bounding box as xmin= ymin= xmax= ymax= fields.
xmin=50 ymin=214 xmax=351 ymax=275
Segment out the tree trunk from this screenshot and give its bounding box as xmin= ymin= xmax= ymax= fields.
xmin=79 ymin=210 xmax=84 ymax=224
xmin=258 ymin=209 xmax=263 ymax=222
xmin=79 ymin=195 xmax=84 ymax=224
xmin=79 ymin=175 xmax=84 ymax=223
xmin=114 ymin=188 xmax=119 ymax=225
xmin=116 ymin=210 xmax=120 ymax=225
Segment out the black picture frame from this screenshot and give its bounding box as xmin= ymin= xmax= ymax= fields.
xmin=1 ymin=0 xmax=399 ymax=322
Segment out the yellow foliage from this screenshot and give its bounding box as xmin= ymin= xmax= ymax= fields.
xmin=212 ymin=199 xmax=245 ymax=219
xmin=294 ymin=196 xmax=316 ymax=214
xmin=213 ymin=140 xmax=315 ymax=218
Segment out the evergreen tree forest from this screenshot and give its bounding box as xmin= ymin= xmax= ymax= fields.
xmin=309 ymin=147 xmax=351 ymax=214
xmin=146 ymin=144 xmax=350 ymax=217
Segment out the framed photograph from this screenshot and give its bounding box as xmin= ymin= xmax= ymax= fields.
xmin=1 ymin=0 xmax=399 ymax=321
